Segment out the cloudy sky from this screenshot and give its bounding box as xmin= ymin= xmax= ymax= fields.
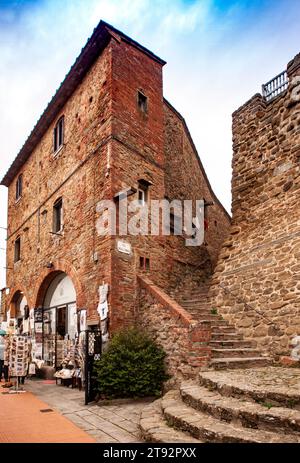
xmin=0 ymin=0 xmax=300 ymax=289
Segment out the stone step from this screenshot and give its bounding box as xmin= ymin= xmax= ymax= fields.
xmin=210 ymin=325 xmax=237 ymax=333
xmin=180 ymin=383 xmax=300 ymax=436
xmin=173 ymin=292 xmax=210 ymax=298
xmin=180 ymin=299 xmax=211 ymax=304
xmin=210 ymin=357 xmax=270 ymax=370
xmin=210 ymin=340 xmax=253 ymax=348
xmin=211 ymin=332 xmax=243 ymax=341
xmin=199 ymin=368 xmax=300 ymax=408
xmin=187 ymin=315 xmax=226 ymax=322
xmin=181 ymin=304 xmax=212 ymax=310
xmin=161 ymin=391 xmax=299 ymax=443
xmin=211 ymin=348 xmax=262 ymax=359
xmin=181 ymin=308 xmax=217 ymax=315
xmin=139 ymin=399 xmax=201 ymax=443
xmin=195 ymin=319 xmax=229 ymax=326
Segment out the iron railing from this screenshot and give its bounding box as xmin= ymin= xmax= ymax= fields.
xmin=262 ymin=70 xmax=289 ymax=102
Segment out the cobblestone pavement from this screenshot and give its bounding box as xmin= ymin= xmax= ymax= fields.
xmin=25 ymin=379 xmax=151 ymax=443
xmin=0 ymin=382 xmax=95 ymax=443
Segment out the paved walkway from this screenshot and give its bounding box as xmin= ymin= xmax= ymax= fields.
xmin=24 ymin=379 xmax=150 ymax=443
xmin=0 ymin=382 xmax=95 ymax=443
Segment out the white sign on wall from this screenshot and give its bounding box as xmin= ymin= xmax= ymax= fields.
xmin=117 ymin=240 xmax=132 ymax=255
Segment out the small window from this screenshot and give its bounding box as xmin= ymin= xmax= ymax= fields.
xmin=169 ymin=212 xmax=182 ymax=235
xmin=53 ymin=116 xmax=64 ymax=153
xmin=14 ymin=237 xmax=21 ymax=263
xmin=53 ymin=198 xmax=63 ymax=233
xmin=137 ymin=91 xmax=148 ymax=113
xmin=139 ymin=256 xmax=150 ymax=271
xmin=16 ymin=174 xmax=23 ymax=201
xmin=137 ymin=180 xmax=150 ymax=206
xmin=138 ymin=189 xmax=146 ymax=206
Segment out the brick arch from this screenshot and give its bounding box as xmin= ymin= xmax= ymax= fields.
xmin=8 ymin=287 xmax=31 ymax=318
xmin=33 ymin=259 xmax=85 ymax=308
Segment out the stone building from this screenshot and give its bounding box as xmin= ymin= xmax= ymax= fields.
xmin=211 ymin=52 xmax=300 ymax=358
xmin=0 ymin=21 xmax=230 ymax=369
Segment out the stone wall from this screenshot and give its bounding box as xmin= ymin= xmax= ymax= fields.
xmin=211 ymin=53 xmax=300 ymax=358
xmin=137 ymin=276 xmax=211 ymax=384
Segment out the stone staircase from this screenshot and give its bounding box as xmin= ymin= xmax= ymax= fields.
xmin=140 ymin=367 xmax=300 ymax=443
xmin=170 ymin=282 xmax=270 ymax=369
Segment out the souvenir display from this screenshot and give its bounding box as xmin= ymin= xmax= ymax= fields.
xmin=9 ymin=335 xmax=31 ymax=378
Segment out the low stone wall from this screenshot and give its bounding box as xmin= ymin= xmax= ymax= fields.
xmin=137 ymin=276 xmax=211 ymax=385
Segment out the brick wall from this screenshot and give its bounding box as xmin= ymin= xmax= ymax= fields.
xmin=5 ymin=43 xmax=114 ymax=318
xmin=211 ymin=53 xmax=300 ymax=358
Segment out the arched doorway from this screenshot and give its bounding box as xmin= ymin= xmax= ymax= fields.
xmin=9 ymin=291 xmax=29 ymax=334
xmin=39 ymin=272 xmax=78 ymax=368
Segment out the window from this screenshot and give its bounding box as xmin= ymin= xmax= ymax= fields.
xmin=139 ymin=256 xmax=150 ymax=271
xmin=14 ymin=237 xmax=21 ymax=263
xmin=53 ymin=198 xmax=63 ymax=233
xmin=137 ymin=91 xmax=148 ymax=113
xmin=53 ymin=116 xmax=64 ymax=153
xmin=16 ymin=174 xmax=23 ymax=201
xmin=138 ymin=188 xmax=146 ymax=206
xmin=169 ymin=212 xmax=182 ymax=235
xmin=137 ymin=179 xmax=150 ymax=205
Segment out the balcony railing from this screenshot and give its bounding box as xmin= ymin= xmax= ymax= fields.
xmin=262 ymin=70 xmax=289 ymax=102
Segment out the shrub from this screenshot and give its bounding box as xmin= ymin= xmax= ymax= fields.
xmin=93 ymin=327 xmax=169 ymax=399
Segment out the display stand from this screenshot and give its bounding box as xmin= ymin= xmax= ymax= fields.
xmin=8 ymin=377 xmax=26 ymax=394
xmin=8 ymin=335 xmax=30 ymax=394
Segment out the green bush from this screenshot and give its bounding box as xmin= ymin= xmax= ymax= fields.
xmin=93 ymin=327 xmax=169 ymax=399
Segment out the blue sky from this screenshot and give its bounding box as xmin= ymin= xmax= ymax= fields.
xmin=0 ymin=0 xmax=300 ymax=288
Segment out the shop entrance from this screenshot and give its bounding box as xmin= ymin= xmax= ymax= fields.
xmin=40 ymin=273 xmax=77 ymax=368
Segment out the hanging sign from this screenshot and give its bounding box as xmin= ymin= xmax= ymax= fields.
xmin=79 ymin=309 xmax=87 ymax=332
xmin=98 ymin=301 xmax=108 ymax=321
xmin=99 ymin=284 xmax=109 ymax=304
xmin=29 ymin=309 xmax=35 ymax=330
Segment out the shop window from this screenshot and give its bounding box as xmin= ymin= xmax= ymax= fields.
xmin=53 ymin=198 xmax=63 ymax=233
xmin=16 ymin=174 xmax=23 ymax=201
xmin=137 ymin=91 xmax=148 ymax=113
xmin=53 ymin=116 xmax=64 ymax=153
xmin=14 ymin=237 xmax=21 ymax=263
xmin=57 ymin=306 xmax=67 ymax=337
